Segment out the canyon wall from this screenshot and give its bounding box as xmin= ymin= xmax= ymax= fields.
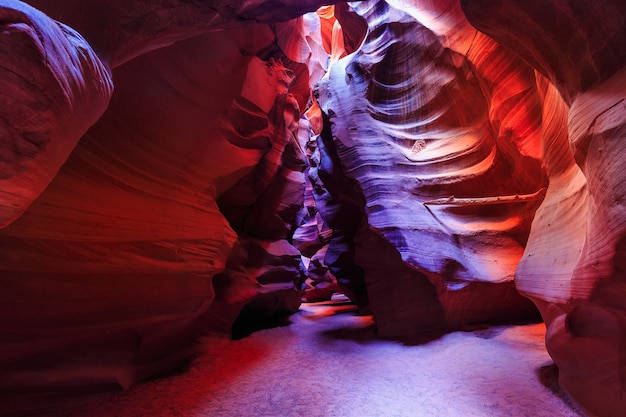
xmin=2 ymin=0 xmax=626 ymax=415
xmin=0 ymin=0 xmax=332 ymax=401
xmin=461 ymin=1 xmax=626 ymax=415
xmin=315 ymin=0 xmax=547 ymax=336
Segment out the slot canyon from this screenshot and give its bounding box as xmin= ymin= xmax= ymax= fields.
xmin=1 ymin=0 xmax=625 ymax=416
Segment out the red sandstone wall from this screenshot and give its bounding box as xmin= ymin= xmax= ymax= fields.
xmin=2 ymin=1 xmax=626 ymax=415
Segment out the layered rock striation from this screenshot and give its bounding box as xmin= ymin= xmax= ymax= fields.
xmin=315 ymin=0 xmax=546 ymax=334
xmin=462 ymin=1 xmax=626 ymax=415
xmin=0 ymin=1 xmax=113 ymax=228
xmin=2 ymin=0 xmax=626 ymax=415
xmin=1 ymin=0 xmax=331 ymax=400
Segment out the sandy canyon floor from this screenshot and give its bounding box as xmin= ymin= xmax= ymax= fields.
xmin=43 ymin=296 xmax=585 ymax=417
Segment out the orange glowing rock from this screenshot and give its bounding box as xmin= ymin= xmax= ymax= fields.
xmin=463 ymin=0 xmax=626 ymax=414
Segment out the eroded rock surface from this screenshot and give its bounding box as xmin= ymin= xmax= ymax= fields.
xmin=3 ymin=0 xmax=626 ymax=415
xmin=316 ymin=0 xmax=545 ymax=334
xmin=463 ymin=1 xmax=626 ymax=415
xmin=0 ymin=0 xmax=112 ymax=227
xmin=1 ymin=0 xmax=328 ymax=400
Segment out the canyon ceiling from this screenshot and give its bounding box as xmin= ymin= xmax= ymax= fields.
xmin=1 ymin=0 xmax=625 ymax=416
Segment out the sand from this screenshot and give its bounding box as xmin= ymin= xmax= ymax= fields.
xmin=57 ymin=297 xmax=586 ymax=417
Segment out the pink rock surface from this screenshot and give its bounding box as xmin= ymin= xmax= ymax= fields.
xmin=25 ymin=0 xmax=345 ymax=68
xmin=463 ymin=1 xmax=626 ymax=414
xmin=3 ymin=0 xmax=626 ymax=415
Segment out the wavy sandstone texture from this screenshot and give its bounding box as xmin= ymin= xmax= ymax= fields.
xmin=0 ymin=0 xmax=336 ymax=401
xmin=461 ymin=1 xmax=626 ymax=415
xmin=3 ymin=0 xmax=626 ymax=416
xmin=0 ymin=1 xmax=112 ymax=227
xmin=316 ymin=0 xmax=546 ymax=334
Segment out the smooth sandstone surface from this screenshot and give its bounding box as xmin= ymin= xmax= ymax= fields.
xmin=1 ymin=0 xmax=325 ymax=396
xmin=316 ymin=0 xmax=545 ymax=334
xmin=2 ymin=0 xmax=626 ymax=416
xmin=0 ymin=0 xmax=112 ymax=227
xmin=462 ymin=1 xmax=626 ymax=415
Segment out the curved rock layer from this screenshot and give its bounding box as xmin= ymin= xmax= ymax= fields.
xmin=316 ymin=0 xmax=545 ymax=334
xmin=0 ymin=0 xmax=112 ymax=228
xmin=25 ymin=0 xmax=345 ymax=67
xmin=463 ymin=0 xmax=626 ymax=415
xmin=3 ymin=0 xmax=626 ymax=416
xmin=0 ymin=0 xmax=328 ymax=399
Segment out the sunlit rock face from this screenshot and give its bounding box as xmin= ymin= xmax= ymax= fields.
xmin=0 ymin=0 xmax=333 ymax=398
xmin=316 ymin=0 xmax=546 ymax=334
xmin=462 ymin=0 xmax=626 ymax=415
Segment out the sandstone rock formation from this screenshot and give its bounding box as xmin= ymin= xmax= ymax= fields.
xmin=313 ymin=1 xmax=626 ymax=414
xmin=1 ymin=0 xmax=331 ymax=399
xmin=462 ymin=1 xmax=626 ymax=415
xmin=316 ymin=0 xmax=546 ymax=334
xmin=2 ymin=0 xmax=626 ymax=416
xmin=0 ymin=0 xmax=112 ymax=227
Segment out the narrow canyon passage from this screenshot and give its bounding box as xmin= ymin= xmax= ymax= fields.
xmin=3 ymin=1 xmax=626 ymax=416
xmin=60 ymin=299 xmax=583 ymax=417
